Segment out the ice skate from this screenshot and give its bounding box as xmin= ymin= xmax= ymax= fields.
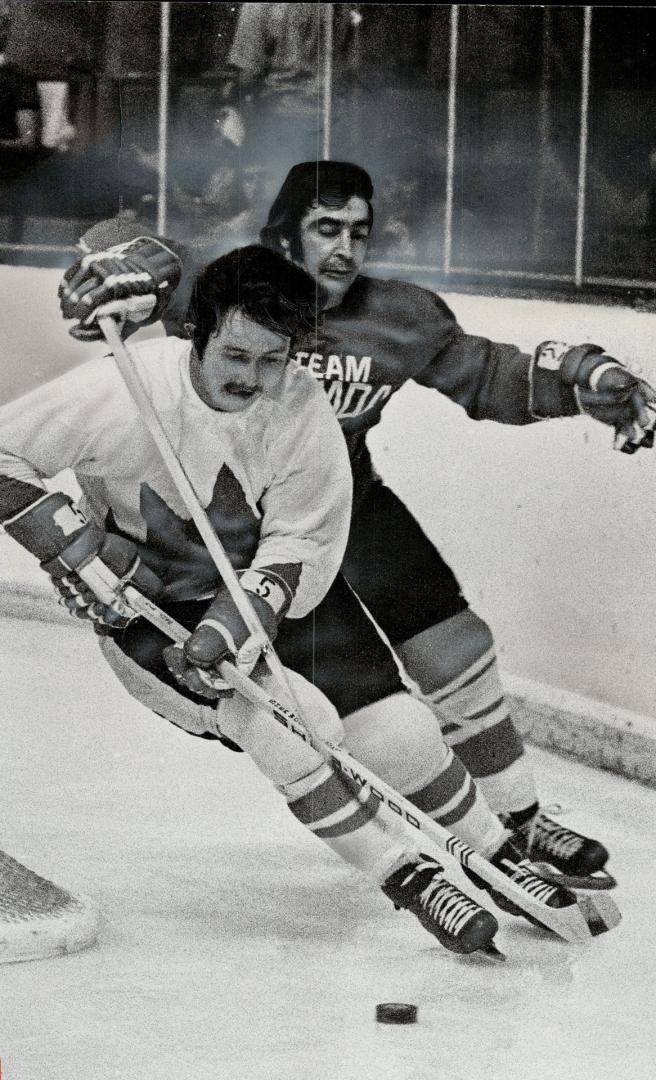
xmin=382 ymin=854 xmax=499 ymax=955
xmin=504 ymin=809 xmax=615 ymax=890
xmin=464 ymin=837 xmax=578 ymax=932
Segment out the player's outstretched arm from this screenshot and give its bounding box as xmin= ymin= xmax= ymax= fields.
xmin=408 ymin=287 xmax=655 ymax=451
xmin=530 ymin=340 xmax=656 ymax=454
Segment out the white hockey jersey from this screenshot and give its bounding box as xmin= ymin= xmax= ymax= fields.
xmin=0 ymin=337 xmax=352 ymax=614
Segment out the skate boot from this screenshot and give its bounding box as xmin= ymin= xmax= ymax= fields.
xmin=464 ymin=837 xmax=577 ymax=930
xmin=503 ymin=806 xmax=611 ymax=886
xmin=381 ymin=854 xmax=499 ymax=955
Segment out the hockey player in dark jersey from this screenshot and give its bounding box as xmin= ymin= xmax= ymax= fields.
xmin=256 ymin=161 xmax=656 ymax=884
xmin=57 ymin=163 xmax=655 ymax=888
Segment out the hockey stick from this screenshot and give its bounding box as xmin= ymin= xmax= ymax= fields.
xmin=75 ymin=566 xmax=620 ymax=945
xmin=94 ymin=318 xmax=620 ymax=941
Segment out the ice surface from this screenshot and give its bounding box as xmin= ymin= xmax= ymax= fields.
xmin=1 ymin=616 xmax=655 ymax=1080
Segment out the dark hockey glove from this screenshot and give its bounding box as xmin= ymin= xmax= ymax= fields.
xmin=163 ymin=569 xmax=292 ymax=699
xmin=531 ymin=341 xmax=656 ymax=453
xmin=3 ymin=491 xmax=163 ymax=629
xmin=59 ymin=236 xmax=182 ymax=342
xmin=576 ymin=358 xmax=656 ymax=454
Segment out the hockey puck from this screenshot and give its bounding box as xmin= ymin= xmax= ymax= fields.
xmin=375 ymin=1002 xmax=418 ymax=1025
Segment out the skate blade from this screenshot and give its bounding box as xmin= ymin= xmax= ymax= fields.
xmin=531 ymin=863 xmax=617 ymax=892
xmin=477 ymin=941 xmax=507 ymax=962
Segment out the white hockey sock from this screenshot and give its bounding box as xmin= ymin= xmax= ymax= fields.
xmin=343 ymin=693 xmax=506 ymax=856
xmin=282 ymin=762 xmax=416 ymax=884
xmin=219 ymin=670 xmax=420 ymax=883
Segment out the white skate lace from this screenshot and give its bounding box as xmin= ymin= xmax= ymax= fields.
xmin=405 ymin=860 xmax=484 ymax=938
xmin=500 ymin=858 xmax=561 ymax=905
xmin=525 ymin=805 xmax=584 ymax=861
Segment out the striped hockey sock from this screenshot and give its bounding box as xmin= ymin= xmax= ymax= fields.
xmin=284 ymin=761 xmax=415 ymax=881
xmin=425 ymin=647 xmax=537 ymax=814
xmin=342 ymin=692 xmax=506 ymax=857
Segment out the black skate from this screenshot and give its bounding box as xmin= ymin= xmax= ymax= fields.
xmin=382 ymin=855 xmax=499 ymax=955
xmin=504 ymin=810 xmax=615 ymax=891
xmin=464 ymin=838 xmax=578 ymax=932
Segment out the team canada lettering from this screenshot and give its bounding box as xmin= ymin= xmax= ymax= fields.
xmin=294 ymin=350 xmax=392 ymax=420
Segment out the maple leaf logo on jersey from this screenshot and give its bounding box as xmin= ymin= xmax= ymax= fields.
xmin=107 ymin=464 xmax=260 ymax=602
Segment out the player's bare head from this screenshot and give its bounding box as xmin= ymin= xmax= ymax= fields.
xmin=187 ymin=245 xmax=317 ymax=357
xmin=187 ymin=247 xmax=317 ymax=412
xmin=260 ymin=161 xmax=374 ymax=261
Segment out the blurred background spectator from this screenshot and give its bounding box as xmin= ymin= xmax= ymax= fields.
xmin=1 ymin=4 xmax=44 ymax=245
xmin=1 ymin=0 xmax=95 ymax=150
xmin=1 ymin=2 xmax=656 ymax=296
xmin=225 ymin=3 xmax=332 ymax=204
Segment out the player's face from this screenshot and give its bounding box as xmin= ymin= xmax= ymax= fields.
xmin=192 ymin=308 xmax=291 ymax=412
xmin=295 ymin=196 xmax=371 ymax=308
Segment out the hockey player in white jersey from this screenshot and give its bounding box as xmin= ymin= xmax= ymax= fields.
xmin=1 ymin=243 xmax=582 ymax=955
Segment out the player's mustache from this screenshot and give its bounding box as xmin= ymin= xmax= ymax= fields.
xmin=224 ymin=381 xmax=260 ymax=394
xmin=322 ymin=258 xmax=355 ymax=273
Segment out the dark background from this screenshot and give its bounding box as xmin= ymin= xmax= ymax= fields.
xmin=1 ymin=2 xmax=655 ymax=302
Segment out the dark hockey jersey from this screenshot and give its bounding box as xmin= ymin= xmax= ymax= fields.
xmin=283 ymin=274 xmax=580 ymax=491
xmin=75 ymin=221 xmax=580 ymax=464
xmin=292 ymin=275 xmax=565 ymax=434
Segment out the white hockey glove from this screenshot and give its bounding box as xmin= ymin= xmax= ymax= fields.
xmin=163 ymin=569 xmax=292 ymax=700
xmin=531 ymin=341 xmax=656 ymax=454
xmin=58 ymin=236 xmax=182 ymax=342
xmin=3 ymin=491 xmax=163 ymax=630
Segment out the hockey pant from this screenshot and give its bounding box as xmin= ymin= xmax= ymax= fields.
xmin=341 ymin=480 xmax=538 ymax=815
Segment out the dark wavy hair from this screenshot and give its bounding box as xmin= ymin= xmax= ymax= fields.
xmin=187 ymin=245 xmax=318 ymax=355
xmin=260 ymin=161 xmax=374 ymax=260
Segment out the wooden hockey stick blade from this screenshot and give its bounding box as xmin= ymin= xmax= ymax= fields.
xmin=576 ymin=893 xmax=622 ymax=936
xmin=115 ymin=585 xmax=620 ymax=943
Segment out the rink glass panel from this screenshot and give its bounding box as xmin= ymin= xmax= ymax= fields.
xmin=1 ymin=2 xmax=656 ymax=301
xmin=583 ymin=7 xmax=656 ymax=285
xmin=329 ymin=4 xmax=449 ymax=270
xmin=449 ymin=7 xmax=584 ymax=283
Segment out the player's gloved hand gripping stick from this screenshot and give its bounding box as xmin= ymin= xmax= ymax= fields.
xmin=532 ymin=340 xmax=656 ymax=453
xmin=92 ymin=316 xmax=620 ymax=945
